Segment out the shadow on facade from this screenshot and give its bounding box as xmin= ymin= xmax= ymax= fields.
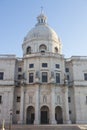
xmin=40 ymin=105 xmax=49 ymax=124
xmin=55 ymin=106 xmax=63 ymax=124
xmin=26 ymin=106 xmax=35 ymax=124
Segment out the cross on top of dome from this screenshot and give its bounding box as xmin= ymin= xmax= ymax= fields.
xmin=41 ymin=6 xmax=43 ymax=14
xmin=36 ymin=7 xmax=47 ymax=25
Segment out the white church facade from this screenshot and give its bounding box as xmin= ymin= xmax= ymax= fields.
xmin=0 ymin=13 xmax=87 ymax=125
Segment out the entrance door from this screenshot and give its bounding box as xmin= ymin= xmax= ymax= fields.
xmin=40 ymin=106 xmax=49 ymax=124
xmin=41 ymin=111 xmax=48 ymax=124
xmin=31 ymin=113 xmax=35 ymax=124
xmin=26 ymin=106 xmax=35 ymax=124
xmin=55 ymin=106 xmax=63 ymax=124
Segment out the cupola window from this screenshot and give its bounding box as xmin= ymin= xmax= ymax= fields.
xmin=55 ymin=47 xmax=58 ymax=53
xmin=41 ymin=18 xmax=43 ymax=23
xmin=26 ymin=46 xmax=31 ymax=54
xmin=39 ymin=44 xmax=47 ymax=53
xmin=37 ymin=13 xmax=47 ymax=25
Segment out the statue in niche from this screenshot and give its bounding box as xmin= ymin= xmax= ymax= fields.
xmin=43 ymin=95 xmax=47 ymax=103
xmin=51 ymin=71 xmax=54 ymax=78
xmin=29 ymin=96 xmax=32 ymax=104
xmin=64 ymin=73 xmax=68 ymax=85
xmin=57 ymin=95 xmax=60 ymax=104
xmin=35 ymin=71 xmax=40 ymax=79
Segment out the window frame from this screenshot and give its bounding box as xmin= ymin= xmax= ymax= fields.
xmin=56 ymin=73 xmax=60 ymax=83
xmin=84 ymin=73 xmax=87 ymax=80
xmin=42 ymin=72 xmax=48 ymax=83
xmin=65 ymin=68 xmax=69 ymax=73
xmin=42 ymin=63 xmax=48 ymax=67
xmin=69 ymin=110 xmax=72 ymax=114
xmin=16 ymin=110 xmax=20 ymax=114
xmin=16 ymin=96 xmax=21 ymax=102
xmin=29 ymin=73 xmax=34 ymax=83
xmin=18 ymin=67 xmax=22 ymax=72
xmin=29 ymin=64 xmax=34 ymax=68
xmin=26 ymin=46 xmax=31 ymax=54
xmin=0 ymin=72 xmax=4 ymax=80
xmin=68 ymin=97 xmax=71 ymax=103
xmin=18 ymin=74 xmax=22 ymax=80
xmin=0 ymin=95 xmax=2 ymax=104
xmin=55 ymin=47 xmax=58 ymax=53
xmin=55 ymin=64 xmax=60 ymax=69
xmin=39 ymin=44 xmax=47 ymax=53
xmin=67 ymin=75 xmax=70 ymax=80
xmin=86 ymin=96 xmax=87 ymax=104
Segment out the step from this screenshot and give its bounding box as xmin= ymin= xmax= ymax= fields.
xmin=1 ymin=124 xmax=87 ymax=130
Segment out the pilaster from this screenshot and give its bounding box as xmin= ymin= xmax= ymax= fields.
xmin=50 ymin=86 xmax=56 ymax=124
xmin=19 ymin=86 xmax=24 ymax=124
xmin=62 ymin=86 xmax=71 ymax=124
xmin=34 ymin=85 xmax=40 ymax=124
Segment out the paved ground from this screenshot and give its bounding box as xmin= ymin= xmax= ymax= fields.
xmin=1 ymin=124 xmax=87 ymax=130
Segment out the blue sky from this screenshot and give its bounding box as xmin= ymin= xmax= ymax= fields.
xmin=0 ymin=0 xmax=87 ymax=58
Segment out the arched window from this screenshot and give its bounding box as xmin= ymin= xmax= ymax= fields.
xmin=55 ymin=47 xmax=58 ymax=53
xmin=26 ymin=46 xmax=31 ymax=54
xmin=39 ymin=44 xmax=47 ymax=53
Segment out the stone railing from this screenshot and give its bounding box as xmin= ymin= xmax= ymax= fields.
xmin=0 ymin=54 xmax=16 ymax=59
xmin=24 ymin=52 xmax=63 ymax=58
xmin=66 ymin=56 xmax=87 ymax=62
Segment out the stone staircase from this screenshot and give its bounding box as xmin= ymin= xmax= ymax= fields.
xmin=2 ymin=124 xmax=87 ymax=130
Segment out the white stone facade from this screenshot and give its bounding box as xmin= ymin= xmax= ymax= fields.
xmin=0 ymin=13 xmax=87 ymax=125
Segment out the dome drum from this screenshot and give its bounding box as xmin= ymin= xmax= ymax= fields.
xmin=22 ymin=41 xmax=61 ymax=56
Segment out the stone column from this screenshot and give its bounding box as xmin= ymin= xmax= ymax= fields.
xmin=19 ymin=86 xmax=24 ymax=124
xmin=50 ymin=86 xmax=56 ymax=124
xmin=3 ymin=91 xmax=8 ymax=122
xmin=62 ymin=86 xmax=71 ymax=124
xmin=34 ymin=85 xmax=40 ymax=125
xmin=3 ymin=88 xmax=14 ymax=124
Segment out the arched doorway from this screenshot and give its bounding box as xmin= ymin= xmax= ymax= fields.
xmin=55 ymin=106 xmax=63 ymax=124
xmin=40 ymin=106 xmax=49 ymax=124
xmin=26 ymin=106 xmax=35 ymax=124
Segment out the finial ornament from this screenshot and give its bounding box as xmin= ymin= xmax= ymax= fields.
xmin=41 ymin=6 xmax=43 ymax=14
xmin=36 ymin=7 xmax=47 ymax=25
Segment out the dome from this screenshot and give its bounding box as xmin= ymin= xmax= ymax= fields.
xmin=24 ymin=13 xmax=59 ymax=43
xmin=22 ymin=13 xmax=62 ymax=56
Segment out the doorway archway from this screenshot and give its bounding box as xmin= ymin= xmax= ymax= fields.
xmin=26 ymin=106 xmax=35 ymax=124
xmin=55 ymin=106 xmax=63 ymax=124
xmin=40 ymin=106 xmax=49 ymax=124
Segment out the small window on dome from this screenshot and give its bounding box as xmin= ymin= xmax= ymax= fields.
xmin=55 ymin=47 xmax=58 ymax=53
xmin=41 ymin=18 xmax=43 ymax=23
xmin=41 ymin=50 xmax=45 ymax=53
xmin=26 ymin=46 xmax=31 ymax=54
xmin=39 ymin=44 xmax=47 ymax=53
